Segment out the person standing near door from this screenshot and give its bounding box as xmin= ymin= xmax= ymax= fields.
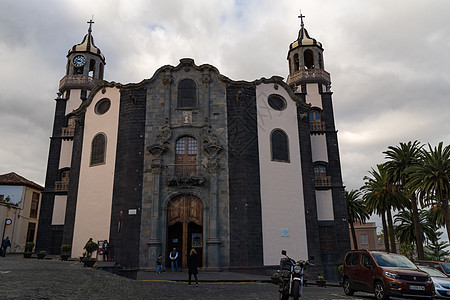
xmin=169 ymin=248 xmax=179 ymax=273
xmin=188 ymin=249 xmax=199 ymax=286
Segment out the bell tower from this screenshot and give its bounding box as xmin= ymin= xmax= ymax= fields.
xmin=288 ymin=13 xmax=350 ymax=282
xmin=60 ymin=19 xmax=106 ymax=94
xmin=36 ymin=20 xmax=106 ymax=255
xmin=286 ymin=13 xmax=330 ymax=88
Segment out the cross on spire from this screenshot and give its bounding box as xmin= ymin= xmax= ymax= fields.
xmin=298 ymin=11 xmax=305 ymax=27
xmin=87 ymin=17 xmax=94 ymax=33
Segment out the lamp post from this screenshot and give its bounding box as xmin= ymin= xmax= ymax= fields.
xmin=1 ymin=219 xmax=12 ymax=242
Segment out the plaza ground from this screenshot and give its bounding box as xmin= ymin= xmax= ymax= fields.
xmin=0 ymin=254 xmax=400 ymax=299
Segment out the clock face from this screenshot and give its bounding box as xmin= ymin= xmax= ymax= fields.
xmin=73 ymin=55 xmax=86 ymax=67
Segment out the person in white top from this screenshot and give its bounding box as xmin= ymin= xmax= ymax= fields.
xmin=169 ymin=248 xmax=179 ymax=273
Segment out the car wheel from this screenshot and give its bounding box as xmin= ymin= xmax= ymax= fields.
xmin=374 ymin=281 xmax=389 ymax=300
xmin=343 ymin=278 xmax=354 ymax=296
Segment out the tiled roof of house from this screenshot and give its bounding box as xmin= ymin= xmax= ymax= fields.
xmin=0 ymin=172 xmax=44 ymax=191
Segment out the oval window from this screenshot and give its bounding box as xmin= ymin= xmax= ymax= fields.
xmin=95 ymin=98 xmax=111 ymax=115
xmin=268 ymin=95 xmax=286 ymax=111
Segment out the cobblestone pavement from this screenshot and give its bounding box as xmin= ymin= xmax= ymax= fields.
xmin=0 ymin=254 xmax=396 ymax=299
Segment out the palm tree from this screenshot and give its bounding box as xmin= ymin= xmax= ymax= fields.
xmin=395 ymin=209 xmax=435 ymax=248
xmin=346 ymin=189 xmax=370 ymax=249
xmin=384 ymin=141 xmax=424 ymax=259
xmin=406 ymin=142 xmax=450 ymax=241
xmin=361 ymin=164 xmax=402 ymax=252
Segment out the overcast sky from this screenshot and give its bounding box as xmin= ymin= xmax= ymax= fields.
xmin=1 ymin=0 xmax=449 ymax=224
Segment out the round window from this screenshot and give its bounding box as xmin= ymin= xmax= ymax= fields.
xmin=268 ymin=95 xmax=286 ymax=111
xmin=95 ymin=98 xmax=111 ymax=115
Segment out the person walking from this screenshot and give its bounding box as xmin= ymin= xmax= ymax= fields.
xmin=156 ymin=254 xmax=163 ymax=274
xmin=1 ymin=237 xmax=11 ymax=257
xmin=103 ymin=240 xmax=109 ymax=262
xmin=187 ymin=249 xmax=199 ymax=287
xmin=169 ymin=248 xmax=179 ymax=273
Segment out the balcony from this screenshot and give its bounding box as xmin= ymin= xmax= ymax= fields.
xmin=310 ymin=121 xmax=326 ymax=132
xmin=61 ymin=126 xmax=75 ymax=139
xmin=59 ymin=75 xmax=103 ymax=92
xmin=287 ymin=69 xmax=330 ymax=85
xmin=315 ymin=176 xmax=331 ymax=187
xmin=165 ymin=164 xmax=205 ymax=187
xmin=54 ymin=181 xmax=69 ymax=192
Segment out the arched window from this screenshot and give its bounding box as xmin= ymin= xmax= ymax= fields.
xmin=175 ymin=136 xmax=197 ymax=176
xmin=314 ymin=165 xmax=327 ymax=177
xmin=90 ymin=133 xmax=106 ymax=166
xmin=309 ymin=109 xmax=321 ymax=121
xmin=293 ymin=54 xmax=299 ymax=71
xmin=177 ymin=79 xmax=197 ymax=108
xmin=271 ymin=129 xmax=289 ymax=162
xmin=304 ymin=49 xmax=314 ymax=69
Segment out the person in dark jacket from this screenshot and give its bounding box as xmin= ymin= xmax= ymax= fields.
xmin=1 ymin=237 xmax=11 ymax=257
xmin=187 ymin=249 xmax=199 ymax=286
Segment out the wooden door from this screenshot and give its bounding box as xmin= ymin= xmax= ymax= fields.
xmin=167 ymin=195 xmax=203 ymax=268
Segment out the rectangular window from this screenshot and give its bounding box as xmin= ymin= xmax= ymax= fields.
xmin=30 ymin=192 xmax=40 ymax=219
xmin=26 ymin=222 xmax=36 ymax=243
xmin=319 ymin=226 xmax=335 ymax=251
xmin=359 ymin=233 xmax=368 ymax=246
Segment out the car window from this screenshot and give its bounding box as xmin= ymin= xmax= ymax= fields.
xmin=351 ymin=253 xmax=360 ymax=266
xmin=361 ymin=254 xmax=374 ymax=269
xmin=345 ymin=254 xmax=352 ymax=265
xmin=372 ymin=253 xmax=417 ymax=268
xmin=418 ymin=266 xmax=447 ymax=277
xmin=441 ymin=263 xmax=450 ymax=274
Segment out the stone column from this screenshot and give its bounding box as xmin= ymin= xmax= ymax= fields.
xmin=146 ymin=143 xmax=169 ymax=268
xmin=203 ymin=140 xmax=223 ymax=270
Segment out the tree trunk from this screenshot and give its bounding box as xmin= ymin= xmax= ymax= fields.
xmin=443 ymin=198 xmax=450 ymax=248
xmin=411 ymin=194 xmax=425 ymax=259
xmin=386 ymin=208 xmax=397 ymax=253
xmin=381 ymin=212 xmax=390 ymax=252
xmin=350 ymin=222 xmax=358 ymax=250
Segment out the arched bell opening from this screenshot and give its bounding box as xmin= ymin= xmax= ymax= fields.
xmin=304 ymin=49 xmax=314 ymax=69
xmin=166 ymin=195 xmax=204 ymax=269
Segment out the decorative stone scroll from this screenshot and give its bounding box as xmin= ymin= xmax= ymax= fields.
xmin=146 ymin=123 xmax=171 ymax=159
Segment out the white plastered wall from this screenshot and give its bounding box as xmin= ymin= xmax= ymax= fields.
xmin=71 ymin=87 xmax=120 ymax=257
xmin=59 ymin=141 xmax=73 ymax=168
xmin=310 ymin=135 xmax=328 ymax=162
xmin=256 ymin=83 xmax=308 ymax=265
xmin=315 ymin=190 xmax=334 ymax=220
xmin=52 ymin=195 xmax=67 ymax=225
xmin=304 ymin=83 xmax=323 ymax=109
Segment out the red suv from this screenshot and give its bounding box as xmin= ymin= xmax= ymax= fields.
xmin=343 ymin=250 xmax=434 ymax=300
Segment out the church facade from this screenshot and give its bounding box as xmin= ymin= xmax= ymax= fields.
xmin=37 ymin=18 xmax=350 ymax=280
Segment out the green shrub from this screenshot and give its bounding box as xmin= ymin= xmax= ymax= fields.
xmin=60 ymin=244 xmax=71 ymax=253
xmin=25 ymin=242 xmax=34 ymax=252
xmin=84 ymin=241 xmax=98 ymax=256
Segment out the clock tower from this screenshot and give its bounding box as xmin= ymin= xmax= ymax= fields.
xmin=36 ymin=20 xmax=106 ymax=254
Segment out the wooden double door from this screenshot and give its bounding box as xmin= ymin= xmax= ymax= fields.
xmin=167 ymin=195 xmax=203 ymax=269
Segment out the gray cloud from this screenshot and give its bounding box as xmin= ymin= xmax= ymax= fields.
xmin=0 ymin=0 xmax=448 ymax=209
